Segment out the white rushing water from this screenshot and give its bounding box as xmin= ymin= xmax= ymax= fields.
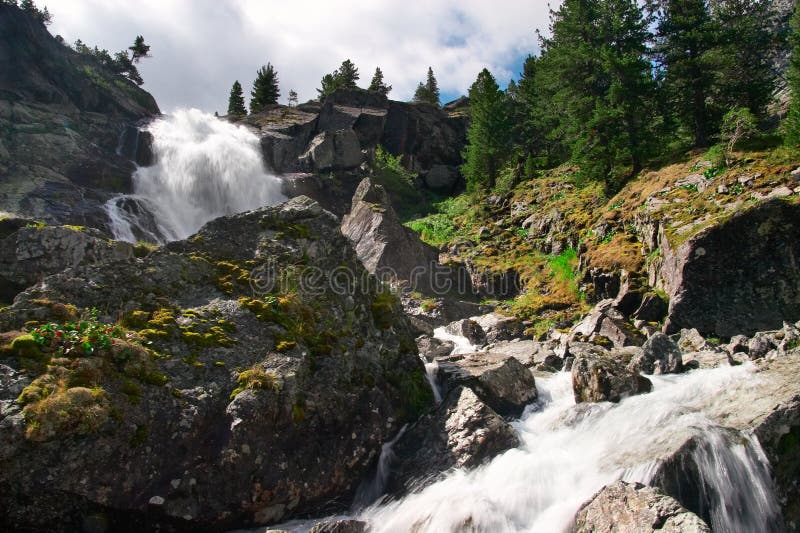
xmin=106 ymin=109 xmax=285 ymax=243
xmin=355 ymin=363 xmax=780 ymax=533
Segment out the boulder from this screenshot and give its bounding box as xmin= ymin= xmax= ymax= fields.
xmin=571 ymin=346 xmax=653 ymax=403
xmin=436 ymin=352 xmax=537 ymax=417
xmin=748 ymin=331 xmax=777 ymax=359
xmin=570 ymin=300 xmax=645 ymax=348
xmin=444 ymin=318 xmax=487 ymax=346
xmin=389 ymin=386 xmax=520 ymax=494
xmin=341 ymin=179 xmax=440 ymax=289
xmin=416 ymin=335 xmax=455 ymax=362
xmin=423 ymin=164 xmax=460 ymax=192
xmin=631 ymin=333 xmax=683 ymax=375
xmin=572 ymin=481 xmax=710 ymax=533
xmin=309 ymin=519 xmax=367 ymax=533
xmin=471 ymin=312 xmax=527 ymax=343
xmin=659 ymin=199 xmax=800 ymax=337
xmin=631 ymin=292 xmax=669 ymax=323
xmin=0 ymin=221 xmax=133 ymax=301
xmin=300 ymin=129 xmax=362 ymax=172
xmin=0 ymin=196 xmax=430 ymax=531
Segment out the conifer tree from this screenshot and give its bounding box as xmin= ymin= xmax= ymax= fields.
xmin=250 ymin=62 xmax=280 ymax=113
xmin=538 ymin=0 xmax=656 ymax=187
xmin=461 ymin=69 xmax=512 ymax=191
xmin=786 ymin=2 xmax=800 ymax=148
xmin=129 ymin=35 xmax=151 ymax=63
xmin=317 ymin=73 xmax=339 ymax=99
xmin=368 ymin=67 xmax=392 ymax=96
xmin=337 ymin=59 xmax=360 ymax=89
xmin=227 ymin=80 xmax=247 ymax=117
xmin=413 ymin=67 xmax=440 ymax=105
xmin=655 ymin=0 xmax=717 ymax=147
xmin=288 ymin=89 xmax=298 ymax=106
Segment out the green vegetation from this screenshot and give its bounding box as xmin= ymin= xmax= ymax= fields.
xmin=317 ymin=59 xmax=360 ymax=99
xmin=30 ymin=308 xmax=126 ymax=356
xmin=787 ymin=3 xmax=800 ymax=149
xmin=250 ymin=62 xmax=280 ymax=113
xmin=368 ymin=67 xmax=391 ymax=96
xmin=412 ymin=67 xmax=440 ymax=106
xmin=227 ymin=80 xmax=247 ymax=117
xmin=404 ymin=195 xmax=475 ymax=246
xmin=230 ymin=366 xmax=280 ymax=400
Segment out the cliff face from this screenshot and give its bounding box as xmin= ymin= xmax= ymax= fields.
xmin=0 ymin=4 xmax=159 ymax=228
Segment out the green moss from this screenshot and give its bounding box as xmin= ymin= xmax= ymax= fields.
xmin=371 ymin=292 xmax=398 ymax=329
xmin=62 ymin=225 xmax=86 ymax=232
xmin=275 ymin=340 xmax=297 ymax=352
xmin=130 ymin=424 xmax=148 ymax=447
xmin=133 ymin=241 xmax=158 ymax=258
xmin=11 ymin=334 xmax=44 ymax=359
xmin=120 ymin=310 xmax=150 ymax=329
xmin=120 ymin=379 xmax=142 ymax=400
xmin=230 ymin=366 xmax=280 ymax=400
xmin=23 ymin=386 xmax=110 ymax=442
xmin=396 ymin=369 xmax=433 ymax=419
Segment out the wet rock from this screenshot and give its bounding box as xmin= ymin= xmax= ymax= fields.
xmin=389 ymin=386 xmax=520 ymax=494
xmin=572 ymin=481 xmax=710 ymax=533
xmin=416 ymin=335 xmax=454 ymax=362
xmin=445 ymin=319 xmax=487 ymax=346
xmin=681 ymin=350 xmax=737 ymax=370
xmin=471 ymin=312 xmax=527 ymax=343
xmin=571 ymin=347 xmax=652 ymax=403
xmin=436 ymin=352 xmax=537 ymax=417
xmin=423 ymin=164 xmax=460 ymax=192
xmin=309 ymin=519 xmax=366 ymax=533
xmin=748 ymin=332 xmax=777 ymax=359
xmin=632 ymin=333 xmax=683 ymax=375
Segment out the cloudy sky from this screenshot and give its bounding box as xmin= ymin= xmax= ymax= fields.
xmin=47 ymin=0 xmax=559 ymax=113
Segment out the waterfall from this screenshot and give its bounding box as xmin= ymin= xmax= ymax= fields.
xmin=106 ymin=109 xmax=285 ymax=243
xmin=352 ymin=425 xmax=409 ymax=510
xmin=356 ymin=364 xmax=781 ymax=532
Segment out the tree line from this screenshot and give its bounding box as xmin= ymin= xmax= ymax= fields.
xmin=463 ymin=0 xmax=797 ymax=193
xmin=227 ymin=60 xmax=442 ymax=117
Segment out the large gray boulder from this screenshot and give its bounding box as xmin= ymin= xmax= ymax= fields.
xmin=630 ymin=333 xmax=683 ymax=375
xmin=572 ymin=481 xmax=710 ymax=533
xmin=571 ymin=344 xmax=652 ymax=403
xmin=341 ymin=179 xmax=440 ymax=289
xmin=389 ymin=386 xmax=520 ymax=494
xmin=659 ymin=199 xmax=800 ymax=337
xmin=436 ymin=351 xmax=537 ymax=417
xmin=300 ymin=129 xmax=362 ymax=172
xmin=0 ymin=196 xmax=430 ymax=531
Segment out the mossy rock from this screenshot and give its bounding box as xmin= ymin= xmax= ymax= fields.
xmin=23 ymin=386 xmax=110 ymax=442
xmin=11 ymin=334 xmax=44 ymax=359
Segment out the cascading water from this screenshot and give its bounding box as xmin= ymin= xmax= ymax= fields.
xmin=273 ymin=363 xmax=779 ymax=533
xmin=105 ymin=109 xmax=285 ymax=243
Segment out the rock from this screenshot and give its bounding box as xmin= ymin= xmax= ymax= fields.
xmin=791 ymin=166 xmax=800 ymax=180
xmin=0 ymin=222 xmax=133 ymax=301
xmin=659 ymin=199 xmax=800 ymax=337
xmin=633 ymin=333 xmax=683 ymax=375
xmin=726 ymin=335 xmax=749 ymax=354
xmin=586 ymin=269 xmax=621 ymax=303
xmin=681 ymin=350 xmax=737 ymax=369
xmin=470 ymin=312 xmax=527 ymax=343
xmin=436 ymin=352 xmax=537 ymax=417
xmin=677 ymin=328 xmax=707 ymax=353
xmin=416 ymin=335 xmax=454 ymax=362
xmin=572 ymin=481 xmax=710 ymax=533
xmin=300 ymin=129 xmax=362 ymax=172
xmin=767 ymin=186 xmax=793 ymax=199
xmin=571 ymin=347 xmax=653 ymax=403
xmin=309 ymin=519 xmax=366 ymax=533
xmin=675 ymin=174 xmax=708 ymax=193
xmin=445 ymin=319 xmax=487 ymax=346
xmin=631 ymin=292 xmax=668 ymax=323
xmin=570 ymin=300 xmax=645 ymax=348
xmin=748 ymin=331 xmax=777 ymax=359
xmin=0 ymin=6 xmax=159 ymax=227
xmin=423 ymin=164 xmax=460 ymax=192
xmin=389 ymin=386 xmax=520 ymax=494
xmin=0 ymin=196 xmax=430 ymax=531
xmin=341 ymin=179 xmax=440 ymax=289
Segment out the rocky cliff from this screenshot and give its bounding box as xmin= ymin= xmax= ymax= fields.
xmin=0 ymin=4 xmax=159 ymax=228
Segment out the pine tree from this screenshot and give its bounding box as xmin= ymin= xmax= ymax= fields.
xmin=655 ymin=0 xmax=718 ymax=147
xmin=461 ymin=69 xmax=512 ymax=191
xmin=111 ymin=51 xmax=143 ymax=85
xmin=129 ymin=35 xmax=151 ymax=63
xmin=711 ymin=0 xmax=776 ymax=118
xmin=538 ymin=0 xmax=656 ymax=187
xmin=227 ymin=80 xmax=247 ymax=117
xmin=368 ymin=67 xmax=392 ymax=96
xmin=250 ymin=62 xmax=280 ymax=113
xmin=786 ymin=2 xmax=800 ymax=148
xmin=317 ymin=73 xmax=339 ymax=99
xmin=413 ymin=67 xmax=441 ymax=105
xmin=337 ymin=59 xmax=360 ymax=89
xmin=288 ymin=89 xmax=298 ymax=106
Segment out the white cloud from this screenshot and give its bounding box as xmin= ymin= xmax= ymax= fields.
xmin=47 ymin=0 xmax=559 ymax=112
